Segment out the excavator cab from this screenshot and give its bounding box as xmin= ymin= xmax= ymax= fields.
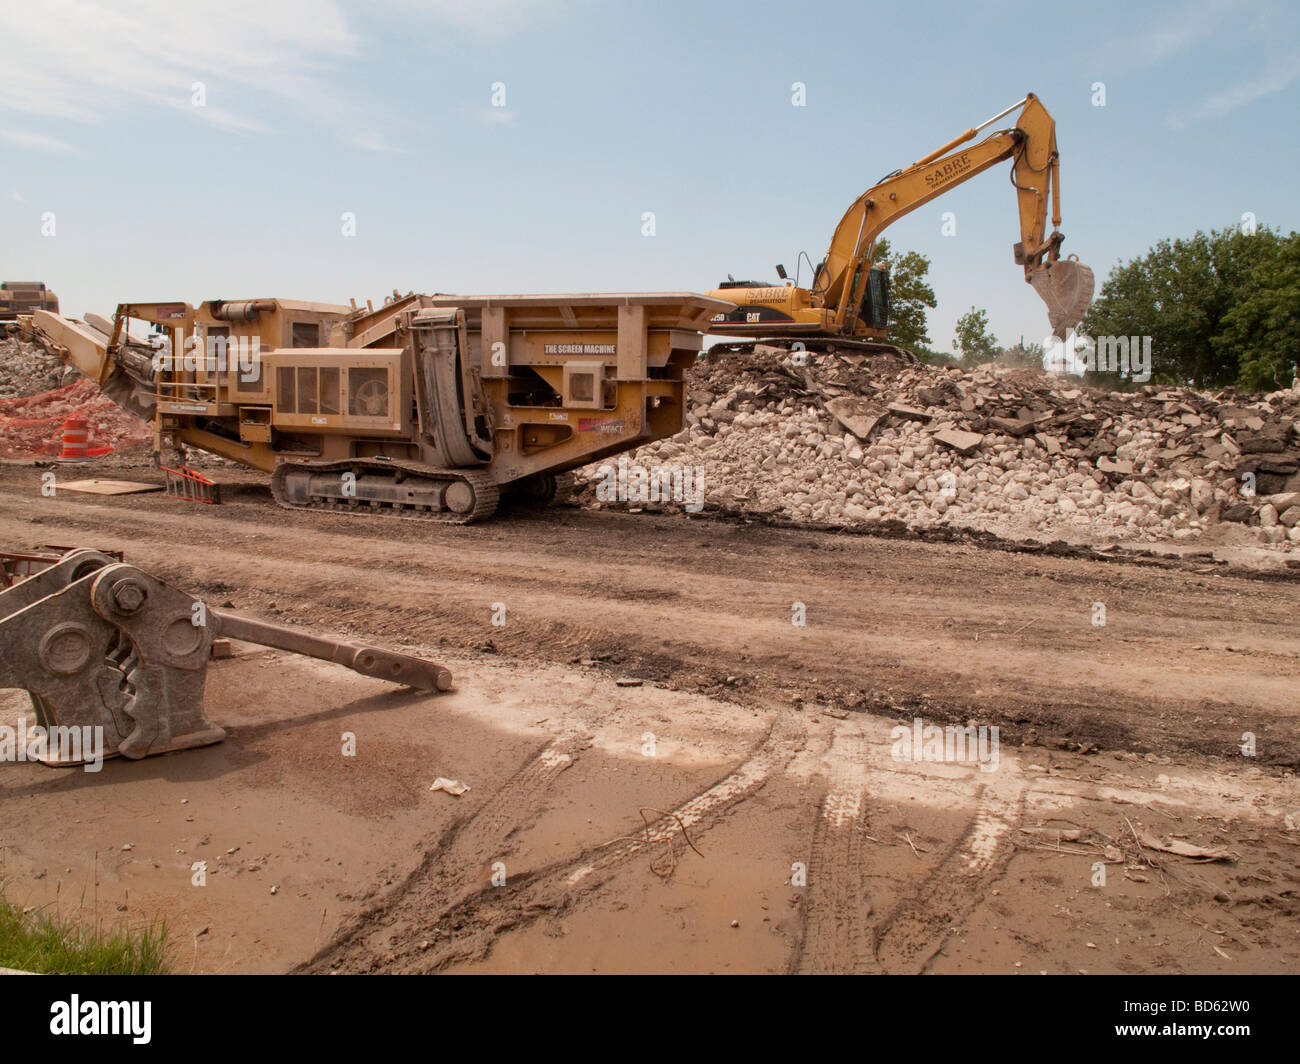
xmin=860 ymin=266 xmax=890 ymax=330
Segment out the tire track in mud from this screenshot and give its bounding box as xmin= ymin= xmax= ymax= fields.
xmin=792 ymin=724 xmax=880 ymax=974
xmin=308 ymin=711 xmax=806 ymax=973
xmin=872 ymin=771 xmax=1028 ymax=974
xmin=299 ymin=730 xmax=587 ymax=973
xmin=792 ymin=719 xmax=1029 ymax=975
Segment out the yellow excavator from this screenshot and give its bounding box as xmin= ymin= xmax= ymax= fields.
xmin=706 ymin=92 xmax=1093 ymax=356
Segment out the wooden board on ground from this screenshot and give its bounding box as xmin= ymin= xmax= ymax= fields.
xmin=57 ymin=479 xmax=163 ymax=496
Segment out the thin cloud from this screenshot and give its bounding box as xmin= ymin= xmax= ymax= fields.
xmin=1096 ymin=0 xmax=1242 ymax=70
xmin=353 ymin=130 xmax=406 ymax=152
xmin=1168 ymin=50 xmax=1300 ymax=126
xmin=1143 ymin=0 xmax=1241 ymax=63
xmin=381 ymin=0 xmax=578 ymax=35
xmin=0 ymin=128 xmax=84 ymax=154
xmin=1089 ymin=0 xmax=1299 ymax=129
xmin=0 ymin=0 xmax=358 ymax=147
xmin=157 ymin=97 xmax=273 ymax=135
xmin=0 ymin=0 xmax=568 ymax=152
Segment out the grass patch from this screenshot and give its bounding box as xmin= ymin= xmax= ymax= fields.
xmin=0 ymin=884 xmax=171 ymax=975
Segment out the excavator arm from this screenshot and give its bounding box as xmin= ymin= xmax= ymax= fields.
xmin=816 ymin=93 xmax=1092 ymax=341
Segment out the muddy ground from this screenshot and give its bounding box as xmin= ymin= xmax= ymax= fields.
xmin=1 ymin=462 xmax=1297 ymax=974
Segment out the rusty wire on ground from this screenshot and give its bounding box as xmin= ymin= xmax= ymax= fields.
xmin=611 ymin=807 xmax=705 ymax=879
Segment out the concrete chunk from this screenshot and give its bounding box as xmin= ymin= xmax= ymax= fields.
xmin=824 ymin=397 xmax=882 ymax=440
xmin=987 ymin=416 xmax=1034 ymax=437
xmin=887 ymin=403 xmax=931 ymax=422
xmin=933 ymin=428 xmax=983 ymax=455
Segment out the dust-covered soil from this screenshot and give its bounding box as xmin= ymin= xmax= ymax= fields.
xmin=0 ymin=463 xmax=1297 ymax=974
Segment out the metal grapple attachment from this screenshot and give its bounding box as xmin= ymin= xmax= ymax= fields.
xmin=0 ymin=550 xmax=452 ymax=766
xmin=1028 ymin=255 xmax=1095 ymax=341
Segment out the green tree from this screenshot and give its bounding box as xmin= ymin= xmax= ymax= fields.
xmin=1216 ymin=232 xmax=1300 ymax=391
xmin=997 ymin=339 xmax=1045 ymax=370
xmin=953 ymin=306 xmax=997 ymax=365
xmin=1081 ymin=224 xmax=1297 ymax=389
xmin=914 ymin=346 xmax=959 ymax=368
xmin=872 ymin=237 xmax=936 ymax=350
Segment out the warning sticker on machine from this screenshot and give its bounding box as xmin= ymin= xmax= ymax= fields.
xmin=578 ymin=417 xmax=624 ymax=433
xmin=543 ymin=344 xmax=616 ymax=355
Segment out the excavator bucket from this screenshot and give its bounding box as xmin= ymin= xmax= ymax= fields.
xmin=1028 ymin=256 xmax=1095 ymax=341
xmin=0 ymin=550 xmax=454 ymax=765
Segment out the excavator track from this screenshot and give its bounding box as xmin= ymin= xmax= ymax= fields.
xmin=501 ymin=470 xmax=577 ymax=508
xmin=270 ymin=458 xmax=500 ymax=525
xmin=709 ymin=337 xmax=918 ymax=363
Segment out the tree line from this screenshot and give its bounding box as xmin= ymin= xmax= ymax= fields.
xmin=879 ymin=224 xmax=1299 ymax=391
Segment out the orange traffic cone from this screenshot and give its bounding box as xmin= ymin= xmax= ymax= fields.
xmin=57 ymin=416 xmax=89 ymax=461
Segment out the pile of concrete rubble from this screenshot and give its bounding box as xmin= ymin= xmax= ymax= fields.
xmin=577 ymin=347 xmax=1300 ymax=551
xmin=0 ymin=336 xmax=152 ymax=458
xmin=0 ymin=334 xmax=70 ymax=400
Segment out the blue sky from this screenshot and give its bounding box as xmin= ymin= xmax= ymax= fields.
xmin=2 ymin=0 xmax=1297 ymax=353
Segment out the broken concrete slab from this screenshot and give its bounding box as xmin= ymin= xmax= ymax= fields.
xmin=824 ymin=397 xmax=882 ymax=441
xmin=1096 ymin=456 xmax=1135 ymax=475
xmin=1239 ymin=434 xmax=1286 ymax=454
xmin=933 ymin=428 xmax=984 ymax=455
xmin=915 ymin=385 xmax=954 ymax=407
xmin=887 ymin=403 xmax=931 ymax=422
xmin=987 ymin=416 xmax=1034 ymax=437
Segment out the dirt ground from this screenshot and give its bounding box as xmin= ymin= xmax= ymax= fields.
xmin=1 ymin=462 xmax=1298 ymax=974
